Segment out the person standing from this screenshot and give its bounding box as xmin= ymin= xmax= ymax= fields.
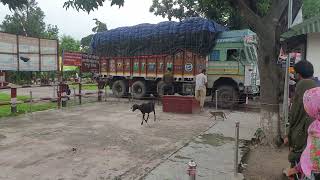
xmin=195 ymin=69 xmax=208 ymax=112
xmin=163 ymin=68 xmax=174 ymax=95
xmin=284 ymin=60 xmax=317 ymax=170
xmin=283 ymin=87 xmax=320 ymax=179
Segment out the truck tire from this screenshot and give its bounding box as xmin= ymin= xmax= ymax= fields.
xmin=112 ymin=80 xmax=127 ymax=98
xmin=157 ymin=81 xmax=166 ymax=97
xmin=217 ymin=85 xmax=238 ymax=109
xmin=132 ymin=81 xmax=147 ymax=99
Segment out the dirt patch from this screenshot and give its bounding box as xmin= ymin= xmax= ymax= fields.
xmin=243 ymin=145 xmax=289 ymax=180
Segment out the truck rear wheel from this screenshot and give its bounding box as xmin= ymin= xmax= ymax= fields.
xmin=132 ymin=81 xmax=147 ymax=99
xmin=112 ymin=80 xmax=127 ymax=98
xmin=217 ymin=85 xmax=238 ymax=109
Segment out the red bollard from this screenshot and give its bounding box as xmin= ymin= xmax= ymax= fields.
xmin=11 ymin=88 xmax=17 ymax=113
xmin=187 ymin=160 xmax=197 ymax=180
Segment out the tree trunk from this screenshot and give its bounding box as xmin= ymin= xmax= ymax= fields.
xmin=256 ymin=27 xmax=283 ymax=146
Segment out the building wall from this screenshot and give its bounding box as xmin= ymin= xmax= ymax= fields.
xmin=307 ymin=33 xmax=320 ymax=78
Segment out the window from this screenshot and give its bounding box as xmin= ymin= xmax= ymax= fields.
xmin=227 ymin=49 xmax=240 ymax=61
xmin=209 ymin=50 xmax=220 ymax=61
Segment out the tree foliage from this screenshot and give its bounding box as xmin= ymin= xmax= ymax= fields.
xmin=303 ymin=0 xmax=320 ymax=19
xmin=149 ymin=0 xmax=272 ymax=28
xmin=63 ymin=0 xmax=124 ymax=13
xmin=60 ymin=35 xmax=81 ymax=54
xmin=91 ymin=18 xmax=107 ymax=33
xmin=44 ymin=24 xmax=59 ymax=39
xmin=81 ymin=18 xmax=107 ymax=52
xmin=0 ymin=0 xmax=28 ymax=10
xmin=0 ymin=0 xmax=59 ymax=39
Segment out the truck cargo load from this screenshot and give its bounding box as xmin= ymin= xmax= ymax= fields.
xmin=90 ymin=17 xmax=227 ymax=57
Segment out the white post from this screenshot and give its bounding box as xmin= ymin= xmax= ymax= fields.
xmin=234 ymin=121 xmax=240 ymax=177
xmin=215 ymin=90 xmax=218 ymax=110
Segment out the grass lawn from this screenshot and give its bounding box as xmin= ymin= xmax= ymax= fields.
xmin=69 ymin=84 xmax=98 ymax=91
xmin=0 ymin=93 xmax=29 ymax=102
xmin=0 ymin=102 xmax=57 ymax=118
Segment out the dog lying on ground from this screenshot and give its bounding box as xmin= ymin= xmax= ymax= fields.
xmin=209 ymin=111 xmax=227 ymax=121
xmin=132 ymin=102 xmax=156 ymax=126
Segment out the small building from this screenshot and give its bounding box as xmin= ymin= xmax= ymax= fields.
xmin=281 ymin=16 xmax=320 ymax=78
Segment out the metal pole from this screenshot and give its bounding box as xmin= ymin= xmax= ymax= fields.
xmin=234 ymin=121 xmax=240 ymax=177
xmin=79 ymin=82 xmax=82 ymax=105
xmin=98 ymin=87 xmax=102 ymax=102
xmin=288 ymin=0 xmax=293 ymax=29
xmin=104 ymin=85 xmax=107 ymax=102
xmin=283 ymin=0 xmax=293 ymax=136
xmin=57 ymin=83 xmax=61 ymax=109
xmin=53 ymin=85 xmax=56 ymax=99
xmin=128 ymin=86 xmax=132 ymax=102
xmin=73 ymin=87 xmax=76 ymax=104
xmin=29 ymin=91 xmax=32 ymax=113
xmin=215 ymin=90 xmax=218 ymax=110
xmin=283 ymin=54 xmax=290 ymax=136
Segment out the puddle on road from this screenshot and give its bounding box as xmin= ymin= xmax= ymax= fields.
xmin=193 ymin=133 xmax=234 ymax=147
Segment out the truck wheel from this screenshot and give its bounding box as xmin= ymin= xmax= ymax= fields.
xmin=157 ymin=81 xmax=166 ymax=97
xmin=217 ymin=85 xmax=238 ymax=109
xmin=132 ymin=81 xmax=147 ymax=99
xmin=112 ymin=80 xmax=127 ymax=98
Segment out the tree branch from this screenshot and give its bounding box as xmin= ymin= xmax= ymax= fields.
xmin=265 ymin=0 xmax=288 ymax=23
xmin=232 ymin=0 xmax=271 ymax=36
xmin=232 ymin=0 xmax=262 ymax=30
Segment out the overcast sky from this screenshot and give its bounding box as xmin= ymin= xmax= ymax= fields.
xmin=0 ymin=0 xmax=166 ymax=40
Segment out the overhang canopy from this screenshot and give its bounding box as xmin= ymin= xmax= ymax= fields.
xmin=281 ymin=16 xmax=320 ymax=41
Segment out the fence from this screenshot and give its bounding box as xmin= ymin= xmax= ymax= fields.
xmin=0 ymin=84 xmax=276 ymax=118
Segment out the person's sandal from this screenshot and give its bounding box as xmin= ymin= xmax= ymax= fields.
xmin=282 ymin=168 xmax=298 ymax=180
xmin=283 ymin=168 xmax=290 ymax=177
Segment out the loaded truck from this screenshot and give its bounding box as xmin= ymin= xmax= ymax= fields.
xmin=91 ymin=18 xmax=260 ymax=108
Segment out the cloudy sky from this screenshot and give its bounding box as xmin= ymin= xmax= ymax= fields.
xmin=0 ymin=0 xmax=166 ymax=40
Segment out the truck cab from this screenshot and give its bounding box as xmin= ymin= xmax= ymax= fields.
xmin=207 ymin=29 xmax=260 ymax=108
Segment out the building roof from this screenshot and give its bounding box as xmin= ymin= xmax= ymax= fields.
xmin=281 ymin=16 xmax=320 ymax=40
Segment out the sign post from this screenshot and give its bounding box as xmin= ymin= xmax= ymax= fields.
xmin=283 ymin=0 xmax=293 ymax=135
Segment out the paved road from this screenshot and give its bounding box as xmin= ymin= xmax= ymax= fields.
xmin=145 ymin=111 xmax=259 ymax=180
xmin=0 ymin=102 xmax=214 ymax=179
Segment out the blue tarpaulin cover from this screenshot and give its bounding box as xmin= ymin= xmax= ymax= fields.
xmin=90 ymin=17 xmax=227 ymax=57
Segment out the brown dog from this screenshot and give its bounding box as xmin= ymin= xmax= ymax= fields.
xmin=209 ymin=111 xmax=227 ymax=121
